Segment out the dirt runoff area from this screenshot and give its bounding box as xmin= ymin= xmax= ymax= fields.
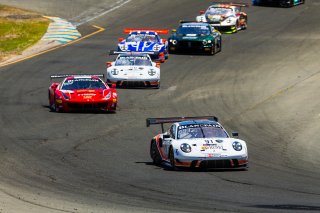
xmin=0 ymin=5 xmax=50 ymax=64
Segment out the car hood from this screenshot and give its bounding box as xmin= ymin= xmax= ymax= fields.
xmin=171 ymin=34 xmax=213 ymax=41
xmin=60 ymin=89 xmax=112 ymax=101
xmin=173 ymin=137 xmax=247 ymax=156
xmin=118 ymin=41 xmax=164 ymax=52
xmin=108 ymin=66 xmax=159 ymax=78
xmin=206 ymin=14 xmax=234 ymax=22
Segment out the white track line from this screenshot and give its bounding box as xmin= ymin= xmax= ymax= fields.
xmin=75 ymin=0 xmax=132 ymax=26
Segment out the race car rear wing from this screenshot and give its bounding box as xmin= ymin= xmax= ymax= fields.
xmin=109 ymin=50 xmax=156 ymax=56
xmin=123 ymin=28 xmax=169 ymax=34
xmin=179 ymin=21 xmax=199 ymax=24
xmin=146 ymin=116 xmax=219 ymax=133
xmin=212 ymin=2 xmax=249 ymax=7
xmin=50 ymin=74 xmax=104 ymax=79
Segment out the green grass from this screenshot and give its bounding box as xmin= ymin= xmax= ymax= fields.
xmin=0 ymin=20 xmax=49 ymax=53
xmin=0 ymin=5 xmax=50 ymax=56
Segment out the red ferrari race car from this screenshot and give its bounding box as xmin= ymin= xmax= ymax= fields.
xmin=48 ymin=74 xmax=117 ymax=112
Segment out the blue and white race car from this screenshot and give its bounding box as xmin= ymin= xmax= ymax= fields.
xmin=147 ymin=116 xmax=249 ymax=170
xmin=117 ymin=28 xmax=169 ymax=63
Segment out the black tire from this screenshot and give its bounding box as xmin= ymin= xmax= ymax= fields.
xmin=50 ymin=95 xmax=57 ymax=112
xmin=155 ymin=82 xmax=160 ymax=89
xmin=209 ymin=44 xmax=216 ymax=55
xmin=235 ymin=21 xmax=239 ymax=33
xmin=169 ymin=146 xmax=176 ymax=170
xmin=150 ymin=140 xmax=162 ymax=165
xmin=242 ymin=17 xmax=248 ymax=30
xmin=217 ymin=38 xmax=222 ymax=53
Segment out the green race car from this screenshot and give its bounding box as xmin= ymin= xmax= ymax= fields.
xmin=168 ymin=22 xmax=222 ymax=55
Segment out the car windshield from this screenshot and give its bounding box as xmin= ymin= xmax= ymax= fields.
xmin=206 ymin=7 xmax=233 ymax=16
xmin=115 ymin=56 xmax=152 ymax=66
xmin=177 ymin=25 xmax=210 ymax=35
xmin=177 ymin=124 xmax=228 ymax=139
xmin=61 ymin=78 xmax=107 ymax=90
xmin=126 ymin=34 xmax=157 ymax=42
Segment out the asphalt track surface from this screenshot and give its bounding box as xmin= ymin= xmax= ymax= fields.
xmin=0 ymin=0 xmax=320 ymax=212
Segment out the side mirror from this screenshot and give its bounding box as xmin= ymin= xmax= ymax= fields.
xmin=161 ymin=39 xmax=167 ymax=43
xmin=106 ymin=62 xmax=112 ymax=68
xmin=118 ymin=37 xmax=124 ymax=42
xmin=51 ymin=83 xmax=59 ymax=91
xmin=172 ymin=29 xmax=176 ymax=33
xmin=200 ymin=10 xmax=205 ymax=15
xmin=163 ymin=134 xmax=171 ymax=139
xmin=232 ymin=132 xmax=239 ymax=137
xmin=159 ymin=138 xmax=163 ymax=147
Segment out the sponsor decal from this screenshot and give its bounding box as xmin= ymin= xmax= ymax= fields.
xmin=148 ymin=69 xmax=156 ymax=76
xmin=206 ymin=153 xmax=221 ymax=157
xmin=178 ymin=124 xmax=222 ymax=130
xmin=201 ymin=144 xmax=224 ymax=150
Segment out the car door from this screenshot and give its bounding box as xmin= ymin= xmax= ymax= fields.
xmin=163 ymin=124 xmax=176 ymax=158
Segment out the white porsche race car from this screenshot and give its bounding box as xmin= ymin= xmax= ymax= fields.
xmin=196 ymin=3 xmax=248 ymax=33
xmin=106 ymin=52 xmax=160 ymax=88
xmin=147 ymin=116 xmax=248 ymax=170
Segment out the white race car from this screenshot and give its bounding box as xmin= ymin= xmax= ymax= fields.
xmin=147 ymin=116 xmax=248 ymax=170
xmin=106 ymin=52 xmax=160 ymax=88
xmin=196 ymin=3 xmax=248 ymax=33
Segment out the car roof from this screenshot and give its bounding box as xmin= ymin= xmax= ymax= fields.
xmin=176 ymin=120 xmax=219 ymax=126
xmin=129 ymin=31 xmax=157 ymax=35
xmin=208 ymin=4 xmax=235 ymax=9
xmin=118 ymin=53 xmax=149 ymax=57
xmin=63 ymin=76 xmax=103 ymax=81
xmin=181 ymin=22 xmax=211 ymax=27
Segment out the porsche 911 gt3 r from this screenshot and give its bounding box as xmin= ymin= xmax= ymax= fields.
xmin=48 ymin=74 xmax=117 ymax=112
xmin=252 ymin=0 xmax=305 ymax=7
xmin=147 ymin=116 xmax=248 ymax=170
xmin=196 ymin=3 xmax=248 ymax=33
xmin=106 ymin=52 xmax=160 ymax=88
xmin=117 ymin=28 xmax=169 ymax=63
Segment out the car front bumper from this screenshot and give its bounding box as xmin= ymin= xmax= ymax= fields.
xmin=107 ymin=79 xmax=160 ymax=88
xmin=174 ymin=156 xmax=248 ymax=169
xmin=56 ymin=99 xmax=117 ymax=112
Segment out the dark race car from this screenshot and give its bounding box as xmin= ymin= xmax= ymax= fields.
xmin=168 ymin=22 xmax=222 ymax=55
xmin=48 ymin=74 xmax=117 ymax=112
xmin=252 ymin=0 xmax=305 ymax=7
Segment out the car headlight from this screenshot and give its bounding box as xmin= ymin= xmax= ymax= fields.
xmin=119 ymin=44 xmax=126 ymax=51
xmin=232 ymin=141 xmax=242 ymax=151
xmin=111 ymin=69 xmax=118 ymax=75
xmin=148 ymin=69 xmax=156 ymax=76
xmin=105 ymin=91 xmax=111 ymax=99
xmin=202 ymin=40 xmax=208 ymax=45
xmin=170 ymin=39 xmax=177 ymax=45
xmin=153 ymin=44 xmax=162 ymax=51
xmin=180 ymin=143 xmax=192 ymax=153
xmin=208 ymin=40 xmax=212 ymax=43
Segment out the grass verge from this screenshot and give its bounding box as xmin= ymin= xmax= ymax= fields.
xmin=0 ymin=5 xmax=50 ymax=61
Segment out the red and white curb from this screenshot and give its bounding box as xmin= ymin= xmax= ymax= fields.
xmin=42 ymin=16 xmax=81 ymax=44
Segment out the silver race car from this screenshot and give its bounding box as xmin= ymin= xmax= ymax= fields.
xmin=196 ymin=3 xmax=248 ymax=33
xmin=106 ymin=52 xmax=160 ymax=88
xmin=147 ymin=116 xmax=249 ymax=170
